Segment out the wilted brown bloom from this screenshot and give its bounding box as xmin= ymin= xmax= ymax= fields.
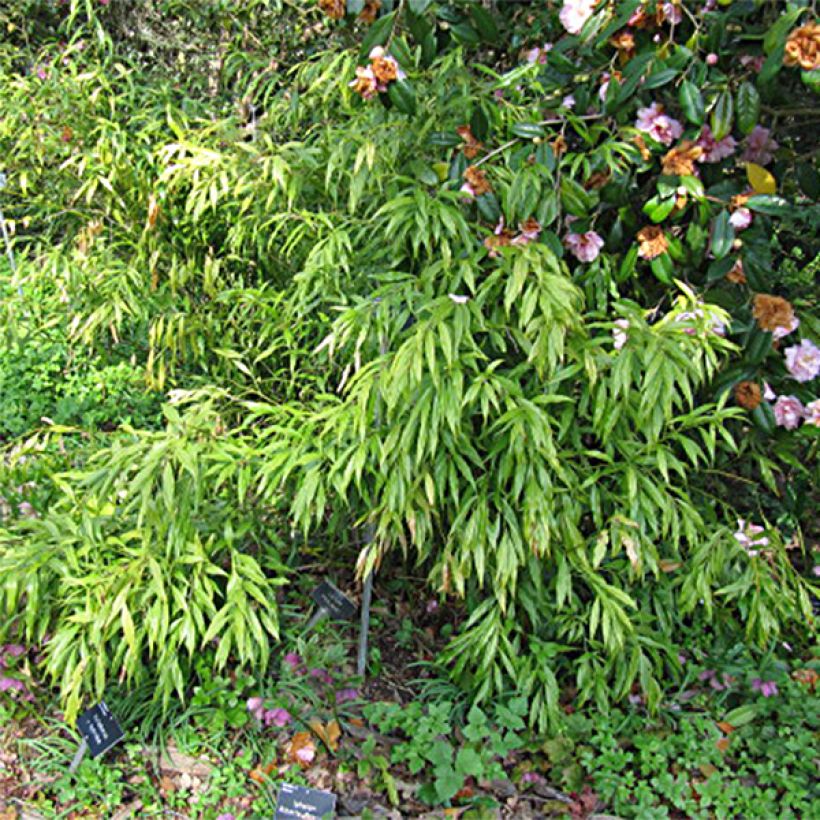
xmin=358 ymin=0 xmax=381 ymax=24
xmin=551 ymin=135 xmax=567 ymax=156
xmin=611 ymin=31 xmax=636 ymax=63
xmin=734 ymin=381 xmax=762 ymax=410
xmin=464 ymin=166 xmax=492 ymax=196
xmin=784 ymin=22 xmax=820 ymax=71
xmin=726 ymin=258 xmax=746 ymax=284
xmin=633 ymin=134 xmax=651 ymax=161
xmin=636 ymin=225 xmax=668 ymax=259
xmin=371 ymin=54 xmax=398 ymax=84
xmin=752 ymin=294 xmax=796 ymax=334
xmin=456 ymin=125 xmax=483 ymax=160
xmin=484 ymin=228 xmax=513 ymax=257
xmin=662 ymin=140 xmax=703 ymax=176
xmin=318 ymin=0 xmax=345 ymax=20
xmin=730 ymin=192 xmax=752 ymax=211
xmin=792 ymin=668 xmax=819 ymax=690
xmin=585 ymin=170 xmax=611 ymax=190
xmin=629 ymin=5 xmax=664 ymax=30
xmin=76 ymin=220 xmax=103 ymax=255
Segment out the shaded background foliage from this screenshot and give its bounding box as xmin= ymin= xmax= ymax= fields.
xmin=0 ymin=0 xmax=817 ymax=728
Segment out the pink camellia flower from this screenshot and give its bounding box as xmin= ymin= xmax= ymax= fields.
xmin=526 ymin=43 xmax=552 ymax=64
xmin=662 ymin=2 xmax=682 ymax=24
xmin=804 ymin=399 xmax=820 ymax=427
xmin=247 ymin=696 xmax=265 ymax=721
xmin=559 ymin=0 xmax=597 ymax=35
xmin=741 ymin=126 xmax=779 ymax=165
xmin=264 ymin=707 xmax=292 ymax=728
xmin=635 ymin=102 xmax=684 ymax=146
xmin=733 ymin=518 xmax=769 ymax=556
xmin=784 ymin=339 xmax=820 ymax=382
xmin=751 ymin=678 xmax=778 ymax=697
xmin=612 ymin=319 xmax=629 ymax=350
xmin=729 ymin=208 xmax=752 ymax=231
xmin=511 ymin=218 xmax=541 ymax=246
xmin=706 ymin=53 xmax=719 ymax=66
xmin=336 ymin=688 xmax=359 ymax=704
xmin=697 ymin=125 xmax=737 ymax=163
xmin=773 ymin=395 xmax=805 ymax=430
xmin=564 ymin=231 xmax=604 ymax=263
xmin=773 ymin=315 xmax=799 ymax=341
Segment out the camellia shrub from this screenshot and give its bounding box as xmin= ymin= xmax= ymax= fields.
xmin=0 ymin=0 xmax=817 ymax=726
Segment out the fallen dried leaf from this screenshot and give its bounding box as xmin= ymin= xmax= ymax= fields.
xmin=309 ymin=719 xmax=341 ymax=752
xmin=716 ymin=737 xmax=731 ymax=753
xmin=715 ymin=721 xmax=736 ymax=735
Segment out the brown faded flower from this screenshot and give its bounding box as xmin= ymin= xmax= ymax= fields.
xmin=456 ymin=125 xmax=483 ymax=160
xmin=784 ymin=22 xmax=820 ymax=71
xmin=484 ymin=229 xmax=513 ymax=257
xmin=730 ymin=192 xmax=752 ymax=211
xmin=633 ymin=134 xmax=651 ymax=161
xmin=661 ymin=140 xmax=703 ymax=176
xmin=611 ymin=31 xmax=636 ymax=63
xmin=726 ymin=258 xmax=746 ymax=284
xmin=464 ymin=166 xmax=492 ymax=196
xmin=371 ymin=54 xmax=399 ymax=84
xmin=318 ymin=0 xmax=345 ymax=20
xmin=734 ymin=381 xmax=762 ymax=411
xmin=752 ymin=294 xmax=796 ymax=334
xmin=585 ymin=170 xmax=611 ymax=190
xmin=636 ymin=225 xmax=668 ymax=259
xmin=551 ymin=134 xmax=567 ymax=156
xmin=629 ymin=4 xmax=664 ymax=30
xmin=358 ymin=0 xmax=381 ymax=24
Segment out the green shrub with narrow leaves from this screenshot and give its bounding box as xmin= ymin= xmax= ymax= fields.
xmin=0 ymin=0 xmax=816 ymax=726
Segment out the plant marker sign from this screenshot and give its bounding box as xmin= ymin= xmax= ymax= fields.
xmin=305 ymin=580 xmax=356 ymax=631
xmin=275 ymin=783 xmax=336 ymax=819
xmin=70 ymin=701 xmax=125 ymax=772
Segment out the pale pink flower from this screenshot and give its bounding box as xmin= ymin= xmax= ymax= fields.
xmin=763 ymin=382 xmax=776 ymax=401
xmin=740 ymin=54 xmax=765 ymax=72
xmin=635 ymin=102 xmax=683 ymax=146
xmin=772 ymin=315 xmax=799 ymax=341
xmin=784 ymin=339 xmax=820 ymax=382
xmin=0 ymin=677 xmax=25 ymax=693
xmin=564 ymin=231 xmax=604 ymax=262
xmin=803 ymin=399 xmax=820 ymax=427
xmin=526 ymin=43 xmax=552 ymax=64
xmin=734 ymin=518 xmax=769 ymax=555
xmin=598 ymin=73 xmax=613 ymax=102
xmin=612 ymin=319 xmax=629 ymax=350
xmin=559 ymin=0 xmax=597 ymax=35
xmin=511 ymin=219 xmax=541 ymax=246
xmin=247 ymin=696 xmax=265 ymax=721
xmin=309 ymin=668 xmax=333 ymax=685
xmin=662 ymin=2 xmax=682 ymax=24
xmin=697 ymin=125 xmax=737 ymax=163
xmin=296 ymin=744 xmax=316 ymax=764
xmin=263 ymin=707 xmax=292 ymax=727
xmin=751 ymin=678 xmax=778 ymax=697
xmin=706 ymin=53 xmax=719 ymax=66
xmin=773 ymin=395 xmax=805 ymax=429
xmin=742 ymin=126 xmax=779 ymax=165
xmin=562 ymin=94 xmax=576 ymax=109
xmin=729 ymin=208 xmax=752 ymax=231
